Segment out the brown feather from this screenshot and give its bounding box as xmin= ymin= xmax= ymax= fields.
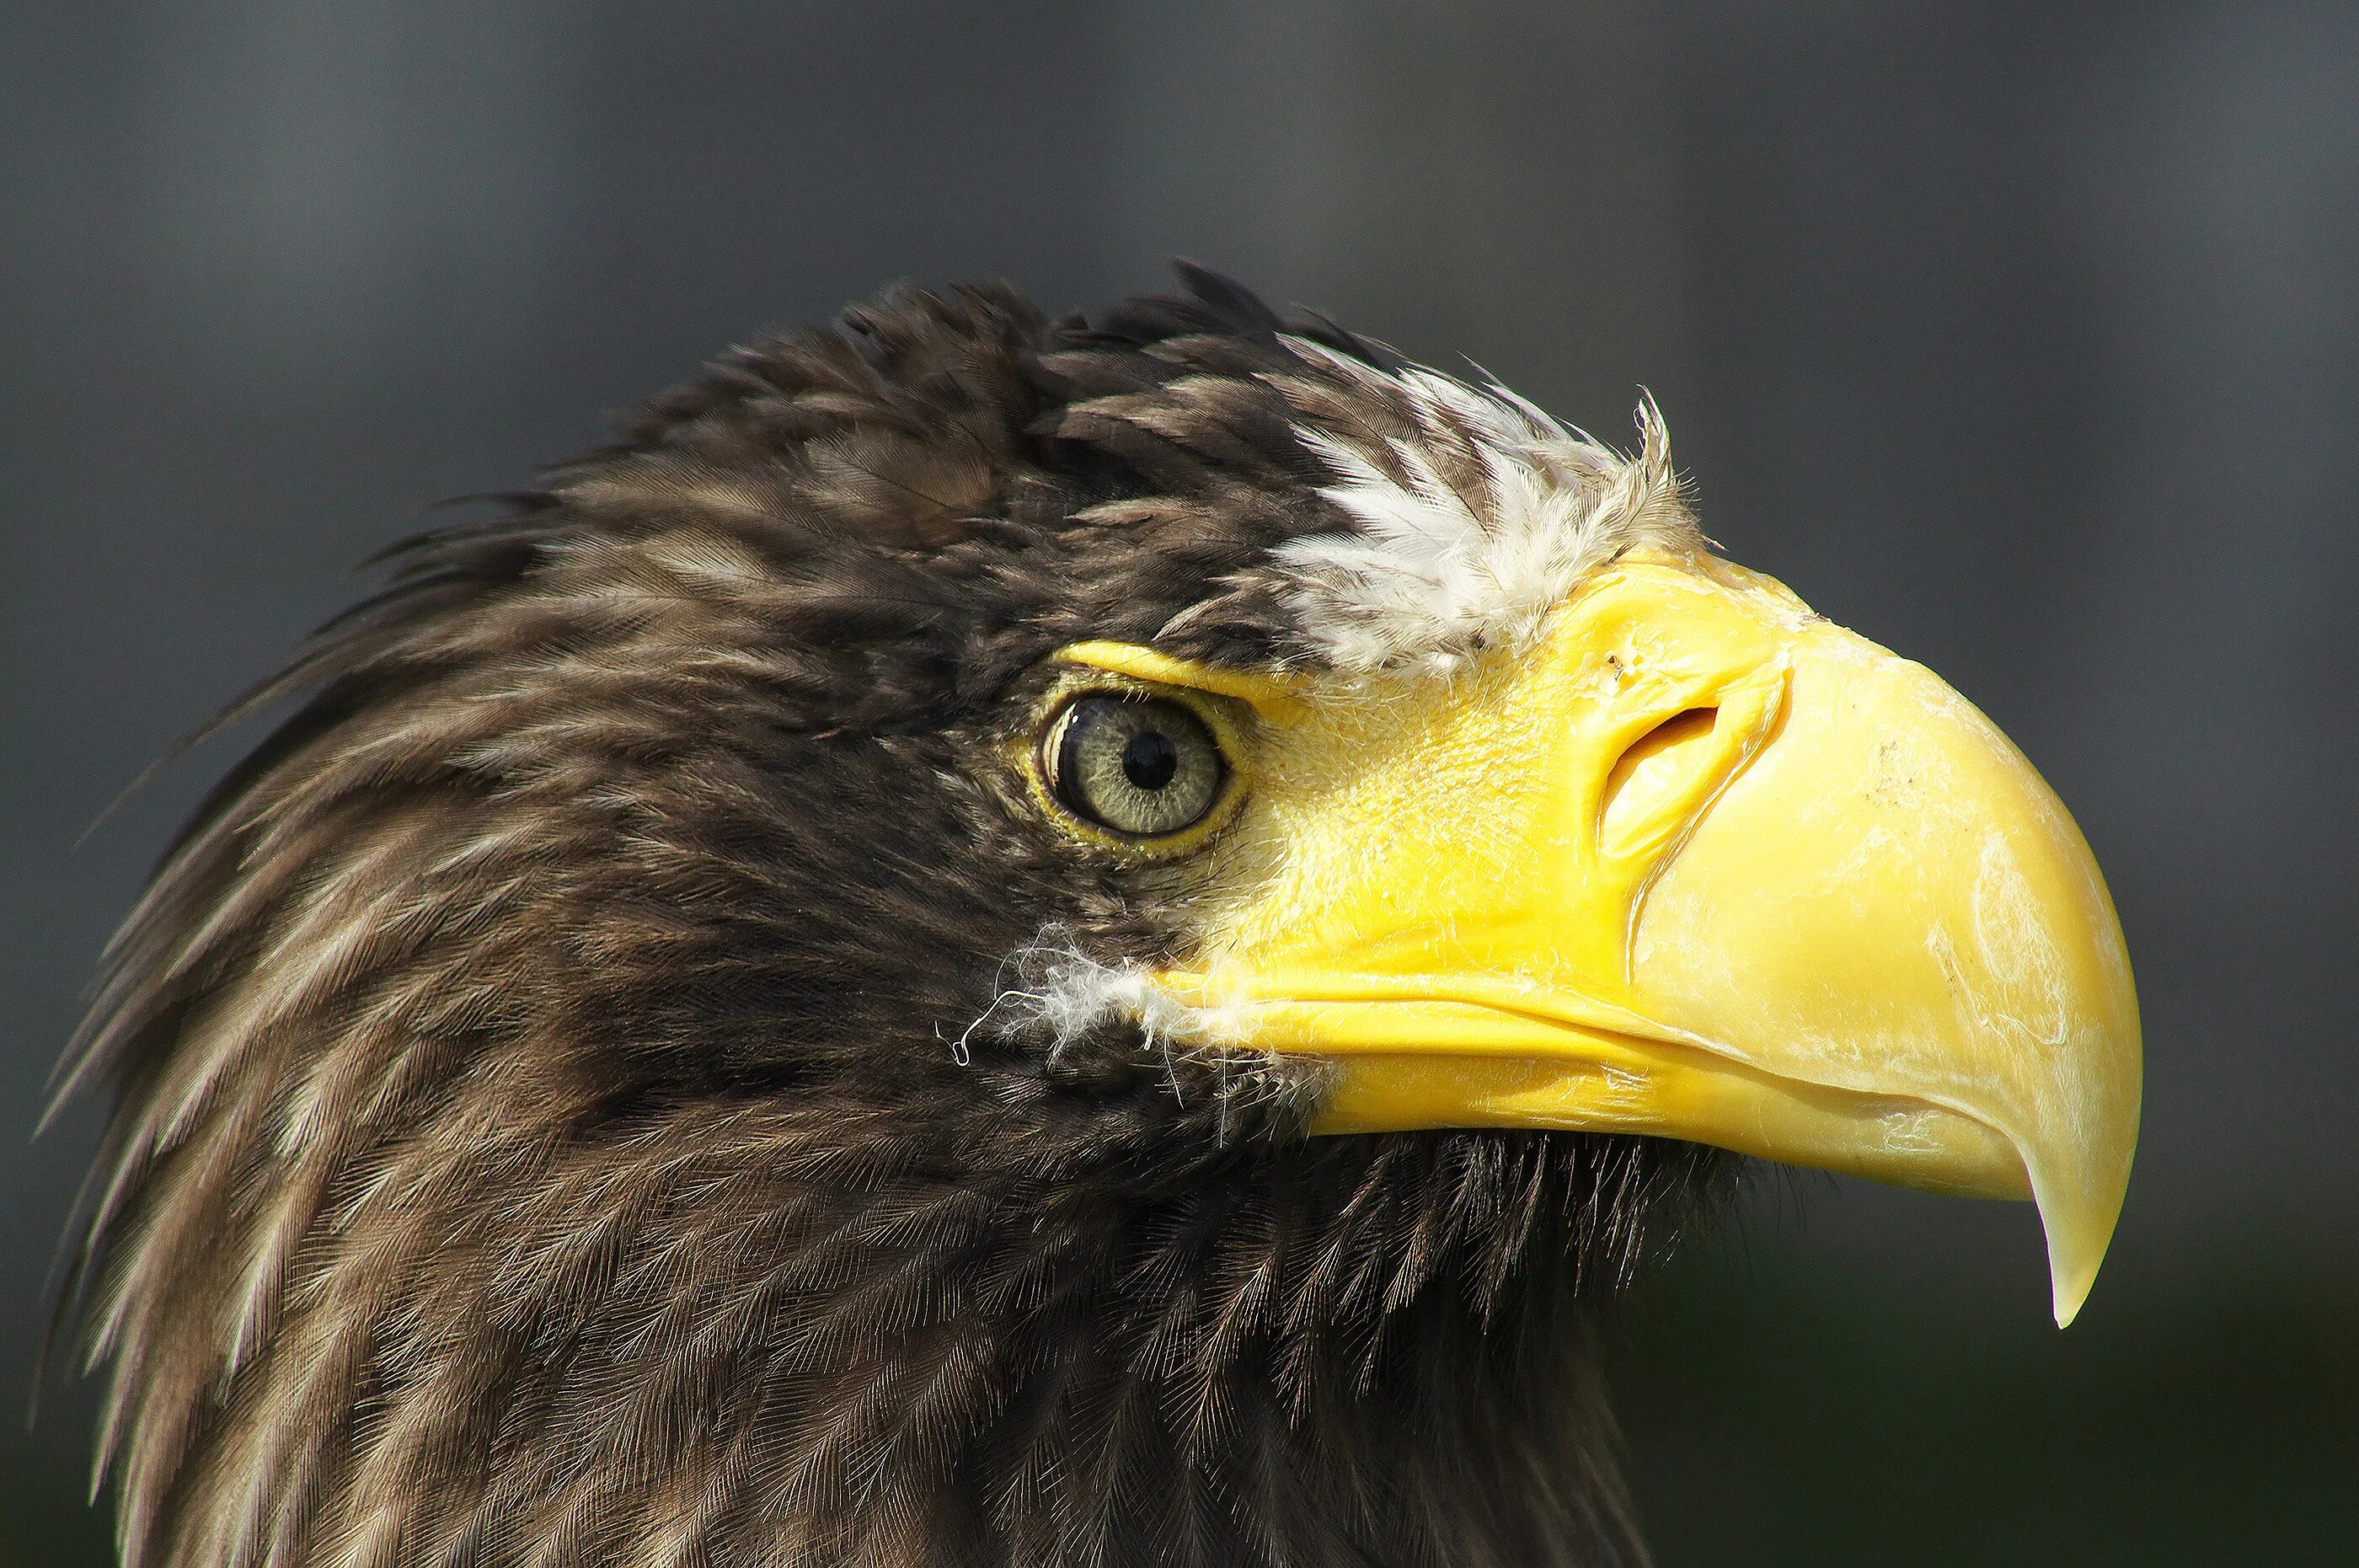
xmin=61 ymin=271 xmax=1724 ymax=1568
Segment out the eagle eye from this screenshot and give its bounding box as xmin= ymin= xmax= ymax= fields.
xmin=1044 ymin=693 xmax=1228 ymax=839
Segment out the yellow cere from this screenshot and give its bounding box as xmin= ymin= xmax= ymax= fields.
xmin=1056 ymin=549 xmax=2141 ymax=1326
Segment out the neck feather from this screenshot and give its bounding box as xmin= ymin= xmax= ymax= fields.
xmin=86 ymin=998 xmax=1694 ymax=1567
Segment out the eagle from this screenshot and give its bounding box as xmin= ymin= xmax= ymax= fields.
xmin=59 ymin=267 xmax=2140 ymax=1568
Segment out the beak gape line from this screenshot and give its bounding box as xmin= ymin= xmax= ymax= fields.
xmin=1057 ymin=549 xmax=2142 ymax=1325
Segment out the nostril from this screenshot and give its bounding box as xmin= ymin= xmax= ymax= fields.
xmin=1601 ymin=707 xmax=1720 ymax=848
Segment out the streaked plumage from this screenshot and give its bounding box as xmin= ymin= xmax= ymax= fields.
xmin=62 ymin=271 xmax=1725 ymax=1568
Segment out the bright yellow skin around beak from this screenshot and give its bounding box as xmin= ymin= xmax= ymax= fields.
xmin=1067 ymin=549 xmax=2140 ymax=1325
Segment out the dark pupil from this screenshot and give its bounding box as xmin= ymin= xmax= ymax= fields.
xmin=1121 ymin=728 xmax=1180 ymax=791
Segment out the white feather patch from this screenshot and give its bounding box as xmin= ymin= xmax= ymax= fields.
xmin=955 ymin=934 xmax=1291 ymax=1136
xmin=956 ymin=932 xmax=1259 ymax=1062
xmin=1263 ymin=338 xmax=1702 ymax=676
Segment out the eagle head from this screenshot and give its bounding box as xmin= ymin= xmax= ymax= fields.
xmin=63 ymin=268 xmax=2139 ymax=1568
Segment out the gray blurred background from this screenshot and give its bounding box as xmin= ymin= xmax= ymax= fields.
xmin=5 ymin=2 xmax=2353 ymax=1562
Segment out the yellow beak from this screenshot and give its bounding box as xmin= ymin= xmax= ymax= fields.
xmin=1147 ymin=552 xmax=2141 ymax=1325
